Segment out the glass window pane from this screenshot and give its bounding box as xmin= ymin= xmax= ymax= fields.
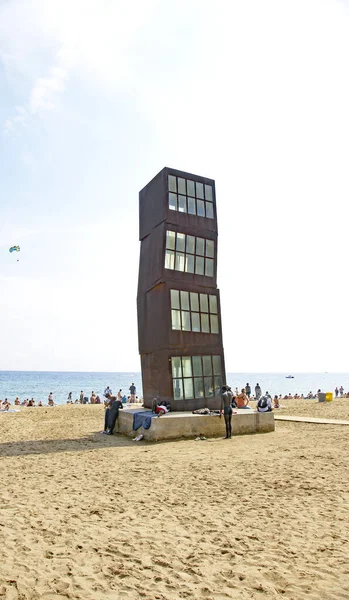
xmin=205 ymin=184 xmax=213 ymax=201
xmin=171 ymin=357 xmax=182 ymax=378
xmin=171 ymin=289 xmax=180 ymax=309
xmin=186 ymin=235 xmax=195 ymax=254
xmin=201 ymin=313 xmax=210 ymax=333
xmin=171 ymin=310 xmax=181 ymax=330
xmin=188 ymin=197 xmax=196 ymax=215
xmin=209 ymin=294 xmax=217 ymax=314
xmin=165 ymin=250 xmax=175 ymax=270
xmin=206 ymin=240 xmax=214 ymax=258
xmin=166 ymin=230 xmax=176 ymax=250
xmin=187 ymin=180 xmax=195 ymax=196
xmin=196 ymin=237 xmax=205 ymax=256
xmin=205 ymin=258 xmax=214 ymax=277
xmin=194 ymin=377 xmax=204 ymax=398
xmin=205 ymin=202 xmax=214 ymax=219
xmin=173 ymin=378 xmax=183 ymax=400
xmin=203 ymin=355 xmax=212 ymax=376
xmin=175 ymin=252 xmax=185 ymax=272
xmin=204 ymin=377 xmax=214 ymax=398
xmin=184 ymin=378 xmax=194 ymax=399
xmin=185 ymin=254 xmax=195 ymax=273
xmin=180 ymin=291 xmax=189 ymax=310
xmin=182 ymin=357 xmax=192 ymax=378
xmin=178 ymin=177 xmax=186 ymax=194
xmin=200 ymin=294 xmax=208 ymax=312
xmin=196 ymin=182 xmax=204 ymax=199
xmin=176 ymin=233 xmax=186 ymax=252
xmin=192 ymin=356 xmax=203 ymax=376
xmin=190 ymin=292 xmax=199 ymax=312
xmin=178 ymin=195 xmax=187 ymax=213
xmin=213 ymin=355 xmax=222 ymax=376
xmin=169 ymin=193 xmax=177 ymax=211
xmin=195 ymin=256 xmax=204 ymax=275
xmin=181 ymin=311 xmax=191 ymax=331
xmin=168 ymin=175 xmax=177 ymax=192
xmin=210 ymin=314 xmax=219 ymax=334
xmin=191 ymin=312 xmax=200 ymax=332
xmin=197 ymin=199 xmax=205 ymax=217
xmin=214 ymin=376 xmax=222 ymax=396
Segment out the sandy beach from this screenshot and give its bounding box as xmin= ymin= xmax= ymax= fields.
xmin=1 ymin=401 xmax=349 ymax=600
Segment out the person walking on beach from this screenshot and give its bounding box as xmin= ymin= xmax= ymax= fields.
xmin=129 ymin=383 xmax=136 ymax=403
xmin=245 ymin=383 xmax=251 ymax=398
xmin=340 ymin=385 xmax=344 ymax=397
xmin=335 ymin=387 xmax=339 ymax=398
xmin=48 ymin=393 xmax=54 ymax=406
xmin=220 ymin=385 xmax=233 ymax=439
xmin=255 ymin=383 xmax=262 ymax=401
xmin=68 ymin=392 xmax=72 ymax=402
xmin=79 ymin=391 xmax=84 ymax=404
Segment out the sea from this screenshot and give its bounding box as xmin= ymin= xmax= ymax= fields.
xmin=1 ymin=371 xmax=349 ymax=404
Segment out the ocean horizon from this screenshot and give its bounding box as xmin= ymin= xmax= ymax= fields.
xmin=1 ymin=370 xmax=349 ymax=405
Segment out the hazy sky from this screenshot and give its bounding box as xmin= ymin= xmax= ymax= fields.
xmin=1 ymin=0 xmax=349 ymax=373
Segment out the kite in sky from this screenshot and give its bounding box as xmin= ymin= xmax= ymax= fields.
xmin=9 ymin=246 xmax=20 ymax=253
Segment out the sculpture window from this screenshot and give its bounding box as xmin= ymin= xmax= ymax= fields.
xmin=168 ymin=175 xmax=214 ymax=219
xmin=170 ymin=289 xmax=219 ymax=334
xmin=165 ymin=231 xmax=215 ymax=277
xmin=171 ymin=355 xmax=222 ymax=400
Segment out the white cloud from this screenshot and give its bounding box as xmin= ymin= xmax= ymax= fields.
xmin=1 ymin=0 xmax=159 ymax=132
xmin=29 ymin=65 xmax=68 ymax=113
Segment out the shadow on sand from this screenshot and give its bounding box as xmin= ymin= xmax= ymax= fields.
xmin=0 ymin=431 xmax=153 ymax=458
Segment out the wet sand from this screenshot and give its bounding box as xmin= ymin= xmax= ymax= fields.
xmin=0 ymin=402 xmax=348 ymax=599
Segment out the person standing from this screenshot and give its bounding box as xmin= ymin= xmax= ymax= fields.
xmin=48 ymin=393 xmax=54 ymax=406
xmin=340 ymin=386 xmax=344 ymax=397
xmin=220 ymin=385 xmax=233 ymax=439
xmin=245 ymin=383 xmax=251 ymax=398
xmin=79 ymin=390 xmax=84 ymax=404
xmin=104 ymin=393 xmax=123 ymax=435
xmin=335 ymin=387 xmax=339 ymax=398
xmin=68 ymin=392 xmax=72 ymax=402
xmin=255 ymin=383 xmax=262 ymax=401
xmin=104 ymin=386 xmax=112 ymax=397
xmin=129 ymin=383 xmax=136 ymax=403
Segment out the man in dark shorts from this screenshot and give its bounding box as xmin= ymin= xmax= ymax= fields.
xmin=220 ymin=385 xmax=233 ymax=439
xmin=129 ymin=383 xmax=136 ymax=403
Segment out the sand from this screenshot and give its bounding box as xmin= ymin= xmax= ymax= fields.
xmin=1 ymin=401 xmax=349 ymax=600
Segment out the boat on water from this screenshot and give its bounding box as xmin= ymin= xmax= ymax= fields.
xmin=286 ymin=375 xmax=294 ymax=379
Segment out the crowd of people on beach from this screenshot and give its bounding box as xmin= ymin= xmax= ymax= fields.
xmin=0 ymin=383 xmax=139 ymax=411
xmin=2 ymin=380 xmax=349 ymax=413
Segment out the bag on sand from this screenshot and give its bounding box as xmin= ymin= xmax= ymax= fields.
xmin=257 ymin=396 xmax=268 ymax=409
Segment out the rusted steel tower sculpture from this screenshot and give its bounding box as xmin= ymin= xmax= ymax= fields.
xmin=137 ymin=167 xmax=226 ymax=411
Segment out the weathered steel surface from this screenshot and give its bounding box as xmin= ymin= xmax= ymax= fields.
xmin=137 ymin=167 xmax=226 ymax=411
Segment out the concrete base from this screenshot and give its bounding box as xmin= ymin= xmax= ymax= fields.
xmin=115 ymin=408 xmax=275 ymax=441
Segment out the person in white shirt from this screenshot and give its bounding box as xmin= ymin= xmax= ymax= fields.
xmin=256 ymin=392 xmax=272 ymax=413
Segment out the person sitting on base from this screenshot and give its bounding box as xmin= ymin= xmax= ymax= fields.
xmin=220 ymin=385 xmax=233 ymax=438
xmin=257 ymin=392 xmax=273 ymax=412
xmin=236 ymin=388 xmax=251 ymax=409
